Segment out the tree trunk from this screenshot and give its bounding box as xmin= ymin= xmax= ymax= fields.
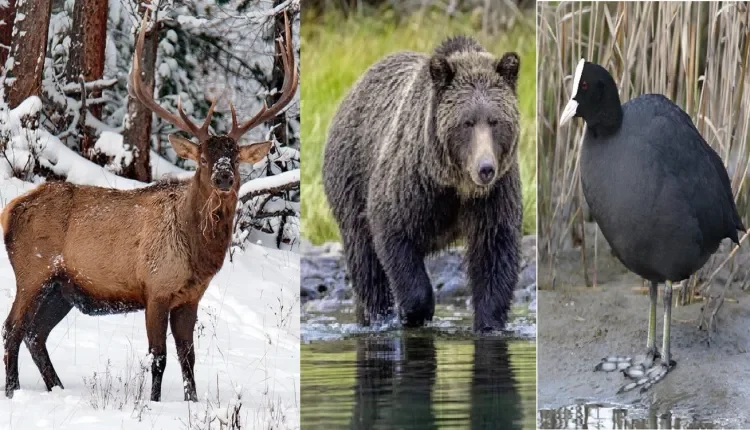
xmin=65 ymin=0 xmax=108 ymax=155
xmin=0 ymin=0 xmax=16 ymax=75
xmin=266 ymin=3 xmax=298 ymax=249
xmin=121 ymin=8 xmax=157 ymax=183
xmin=7 ymin=0 xmax=52 ymax=108
xmin=266 ymin=2 xmax=292 ymax=148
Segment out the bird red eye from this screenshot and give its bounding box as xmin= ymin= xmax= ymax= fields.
xmin=581 ymin=81 xmax=588 ymax=90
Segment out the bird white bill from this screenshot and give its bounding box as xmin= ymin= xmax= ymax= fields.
xmin=559 ymin=98 xmax=578 ymax=125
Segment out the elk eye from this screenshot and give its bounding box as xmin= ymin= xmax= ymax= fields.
xmin=200 ymin=156 xmax=207 ymax=165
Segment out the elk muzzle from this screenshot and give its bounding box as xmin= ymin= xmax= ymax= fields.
xmin=211 ymin=157 xmax=235 ymax=191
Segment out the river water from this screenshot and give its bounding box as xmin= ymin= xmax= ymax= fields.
xmin=301 ymin=303 xmax=536 ymax=429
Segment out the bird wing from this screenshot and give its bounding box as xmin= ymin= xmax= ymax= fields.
xmin=627 ymin=95 xmax=743 ymax=243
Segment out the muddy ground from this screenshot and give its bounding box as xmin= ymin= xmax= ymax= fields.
xmin=539 ymin=230 xmax=750 ymax=427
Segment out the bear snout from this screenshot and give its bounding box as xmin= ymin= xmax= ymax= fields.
xmin=468 ymin=124 xmax=500 ymax=187
xmin=476 ymin=160 xmax=497 ymax=185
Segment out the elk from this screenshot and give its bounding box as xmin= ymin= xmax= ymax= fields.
xmin=1 ymin=11 xmax=298 ymax=402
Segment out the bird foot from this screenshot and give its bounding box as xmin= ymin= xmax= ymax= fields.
xmin=595 ymin=347 xmax=673 ymax=393
xmin=594 ymin=346 xmax=660 ymax=373
xmin=617 ymin=360 xmax=676 ymax=394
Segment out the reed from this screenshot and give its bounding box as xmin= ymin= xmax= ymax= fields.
xmin=538 ymin=1 xmax=750 ymax=298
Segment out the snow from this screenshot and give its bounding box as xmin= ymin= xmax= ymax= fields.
xmin=158 ymin=62 xmax=171 ymax=78
xmin=239 ymin=169 xmax=299 ymax=198
xmin=0 ymin=181 xmax=300 ymax=428
xmin=2 ymin=97 xmax=142 ymax=189
xmin=150 ymin=150 xmax=193 ymax=180
xmin=176 ymin=15 xmax=209 ymax=28
xmin=94 ymin=131 xmax=134 ymax=173
xmin=11 ymin=96 xmax=41 ymax=118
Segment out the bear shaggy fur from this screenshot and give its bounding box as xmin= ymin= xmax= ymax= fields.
xmin=322 ymin=36 xmax=522 ymax=331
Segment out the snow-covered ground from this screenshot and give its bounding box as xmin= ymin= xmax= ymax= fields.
xmin=0 ymin=181 xmax=300 ymax=429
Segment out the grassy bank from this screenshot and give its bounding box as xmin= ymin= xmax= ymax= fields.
xmin=301 ymin=11 xmax=536 ymax=244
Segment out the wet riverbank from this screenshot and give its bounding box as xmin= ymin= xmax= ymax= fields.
xmin=538 ymin=231 xmax=750 ymax=429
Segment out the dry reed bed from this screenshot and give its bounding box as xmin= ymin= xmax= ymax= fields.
xmin=538 ymin=1 xmax=750 ymax=297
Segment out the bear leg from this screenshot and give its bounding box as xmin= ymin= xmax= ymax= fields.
xmin=342 ymin=222 xmax=394 ymax=325
xmin=372 ymin=232 xmax=435 ymax=327
xmin=465 ymin=212 xmax=520 ymax=333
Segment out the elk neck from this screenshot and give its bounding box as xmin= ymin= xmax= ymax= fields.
xmin=180 ymin=172 xmax=238 ymax=278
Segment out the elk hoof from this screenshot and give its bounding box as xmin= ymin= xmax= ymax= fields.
xmin=5 ymin=383 xmax=19 ymax=398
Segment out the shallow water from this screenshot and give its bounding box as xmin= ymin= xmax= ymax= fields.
xmin=301 ymin=302 xmax=536 ymax=429
xmin=538 ymin=403 xmax=724 ymax=429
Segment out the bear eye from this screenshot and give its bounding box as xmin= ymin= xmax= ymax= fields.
xmin=463 ymin=119 xmax=475 ymax=128
xmin=488 ymin=118 xmax=498 ymax=126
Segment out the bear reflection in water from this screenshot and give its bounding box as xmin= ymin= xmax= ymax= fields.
xmin=351 ymin=335 xmax=522 ymax=430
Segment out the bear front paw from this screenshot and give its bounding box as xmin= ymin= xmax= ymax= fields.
xmin=474 ymin=315 xmax=506 ymax=333
xmin=399 ymin=294 xmax=435 ymax=327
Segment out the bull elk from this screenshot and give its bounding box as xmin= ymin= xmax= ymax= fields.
xmin=1 ymin=11 xmax=298 ymax=402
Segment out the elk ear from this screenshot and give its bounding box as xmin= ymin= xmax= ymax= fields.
xmin=168 ymin=134 xmax=200 ymax=162
xmin=238 ymin=141 xmax=272 ymax=164
xmin=496 ymin=52 xmax=520 ymax=91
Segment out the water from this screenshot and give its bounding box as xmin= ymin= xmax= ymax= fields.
xmin=301 ymin=303 xmax=536 ymax=429
xmin=538 ymin=403 xmax=723 ymax=429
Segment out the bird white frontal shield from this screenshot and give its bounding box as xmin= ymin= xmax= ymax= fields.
xmin=560 ymin=58 xmax=585 ymax=125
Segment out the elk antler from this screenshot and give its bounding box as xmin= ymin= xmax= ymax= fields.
xmin=228 ymin=10 xmax=299 ymax=142
xmin=128 ymin=13 xmax=216 ymax=142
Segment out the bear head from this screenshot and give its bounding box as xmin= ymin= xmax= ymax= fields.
xmin=429 ymin=38 xmax=520 ymax=196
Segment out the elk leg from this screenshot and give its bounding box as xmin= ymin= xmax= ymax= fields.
xmin=170 ymin=302 xmax=198 ymax=402
xmin=3 ymin=286 xmax=45 ymax=397
xmin=3 ymin=316 xmax=24 ymax=398
xmin=145 ymin=300 xmax=169 ymax=402
xmin=24 ymin=283 xmax=72 ymax=391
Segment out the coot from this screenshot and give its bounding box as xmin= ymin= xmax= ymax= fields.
xmin=559 ymin=59 xmax=745 ymax=393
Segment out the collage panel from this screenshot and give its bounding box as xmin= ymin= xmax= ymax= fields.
xmin=300 ymin=1 xmax=537 ymax=429
xmin=538 ymin=1 xmax=750 ymax=429
xmin=0 ymin=1 xmax=300 ymax=428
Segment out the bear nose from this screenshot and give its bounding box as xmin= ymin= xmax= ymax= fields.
xmin=213 ymin=171 xmax=234 ymax=190
xmin=478 ymin=161 xmax=496 ymax=184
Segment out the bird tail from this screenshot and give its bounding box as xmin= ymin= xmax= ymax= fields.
xmin=730 ymin=211 xmax=745 ymax=245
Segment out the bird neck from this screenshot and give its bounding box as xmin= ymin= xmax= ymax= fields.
xmin=585 ymin=88 xmax=623 ymax=138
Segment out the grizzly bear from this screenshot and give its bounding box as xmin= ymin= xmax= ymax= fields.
xmin=322 ymin=36 xmax=522 ymax=331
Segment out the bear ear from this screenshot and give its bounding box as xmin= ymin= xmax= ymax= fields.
xmin=496 ymin=52 xmax=520 ymax=90
xmin=429 ymin=55 xmax=454 ymax=88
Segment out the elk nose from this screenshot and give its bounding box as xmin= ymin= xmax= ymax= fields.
xmin=213 ymin=171 xmax=234 ymax=190
xmin=477 ymin=161 xmax=496 ymax=185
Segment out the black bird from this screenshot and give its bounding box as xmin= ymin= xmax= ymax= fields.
xmin=559 ymin=59 xmax=745 ymax=393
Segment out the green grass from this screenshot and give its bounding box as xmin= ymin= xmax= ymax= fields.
xmin=301 ymin=11 xmax=537 ymax=244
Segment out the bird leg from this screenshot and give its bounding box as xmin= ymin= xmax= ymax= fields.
xmin=615 ymin=281 xmax=676 ymax=394
xmin=595 ymin=281 xmax=675 ymax=393
xmin=646 ymin=280 xmax=661 ymax=358
xmin=595 ymin=281 xmax=661 ymax=374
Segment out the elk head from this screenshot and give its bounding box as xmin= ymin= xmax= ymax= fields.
xmin=128 ymin=11 xmax=299 ymax=194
